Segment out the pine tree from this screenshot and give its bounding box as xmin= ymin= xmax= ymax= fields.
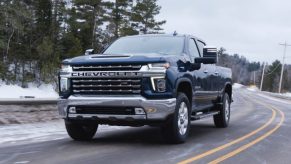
xmin=28 ymin=0 xmax=67 ymax=85
xmin=263 ymin=60 xmax=282 ymax=92
xmin=131 ymin=0 xmax=166 ymax=34
xmin=0 ymin=0 xmax=32 ymax=82
xmin=61 ymin=33 xmax=83 ymax=59
xmin=108 ymin=0 xmax=138 ymax=38
xmin=69 ymin=0 xmax=112 ymax=51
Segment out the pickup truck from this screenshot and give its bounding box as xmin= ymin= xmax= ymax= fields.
xmin=58 ymin=34 xmax=232 ymax=143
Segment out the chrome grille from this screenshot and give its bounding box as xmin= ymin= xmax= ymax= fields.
xmin=71 ymin=78 xmax=142 ymax=95
xmin=72 ymin=64 xmax=142 ymax=71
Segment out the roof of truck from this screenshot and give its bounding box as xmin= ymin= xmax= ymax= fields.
xmin=123 ymin=34 xmax=206 ymax=44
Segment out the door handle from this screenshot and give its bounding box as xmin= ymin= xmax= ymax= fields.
xmin=214 ymin=72 xmax=219 ymax=76
xmin=203 ymin=70 xmax=208 ymax=74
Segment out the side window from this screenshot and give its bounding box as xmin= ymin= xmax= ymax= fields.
xmin=197 ymin=40 xmax=206 ymax=56
xmin=188 ymin=39 xmax=200 ymax=62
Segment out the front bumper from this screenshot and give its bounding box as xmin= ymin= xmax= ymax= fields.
xmin=58 ymin=96 xmax=176 ymax=122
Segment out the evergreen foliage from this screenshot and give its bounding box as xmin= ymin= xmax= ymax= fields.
xmin=0 ymin=0 xmax=165 ymax=87
xmin=132 ymin=0 xmax=166 ymax=34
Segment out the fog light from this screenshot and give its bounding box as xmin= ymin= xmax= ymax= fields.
xmin=69 ymin=107 xmax=76 ymax=113
xmin=145 ymin=108 xmax=156 ymax=113
xmin=155 ymin=79 xmax=166 ymax=92
xmin=151 ymin=77 xmax=166 ymax=92
xmin=135 ymin=108 xmax=145 ymax=115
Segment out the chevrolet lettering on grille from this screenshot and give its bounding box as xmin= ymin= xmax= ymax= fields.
xmin=71 ymin=72 xmax=142 ymax=77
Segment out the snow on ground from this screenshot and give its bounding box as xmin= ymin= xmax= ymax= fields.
xmin=247 ymin=85 xmax=259 ymax=92
xmin=257 ymin=93 xmax=291 ymax=105
xmin=283 ymin=93 xmax=291 ymax=97
xmin=0 ymin=120 xmax=66 ymax=145
xmin=0 ymin=120 xmax=129 ymax=145
xmin=233 ymin=83 xmax=244 ymax=89
xmin=0 ymin=83 xmax=58 ymax=98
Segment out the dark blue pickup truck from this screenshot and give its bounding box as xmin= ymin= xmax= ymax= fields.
xmin=58 ymin=34 xmax=232 ymax=143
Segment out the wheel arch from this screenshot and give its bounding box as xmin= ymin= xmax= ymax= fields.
xmin=175 ymin=78 xmax=193 ymax=104
xmin=224 ymin=82 xmax=232 ymax=102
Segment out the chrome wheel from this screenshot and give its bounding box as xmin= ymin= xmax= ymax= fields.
xmin=178 ymin=102 xmax=189 ymax=135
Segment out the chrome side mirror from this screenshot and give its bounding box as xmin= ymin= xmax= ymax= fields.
xmin=85 ymin=49 xmax=95 ymax=55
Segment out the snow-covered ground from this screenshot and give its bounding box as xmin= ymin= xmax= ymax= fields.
xmin=0 ymin=120 xmax=66 ymax=145
xmin=0 ymin=83 xmax=58 ymax=99
xmin=247 ymin=85 xmax=259 ymax=92
xmin=0 ymin=120 xmax=129 ymax=145
xmin=283 ymin=92 xmax=291 ymax=97
xmin=233 ymin=83 xmax=244 ymax=89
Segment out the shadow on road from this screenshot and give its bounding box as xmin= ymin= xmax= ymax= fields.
xmin=66 ymin=122 xmax=218 ymax=146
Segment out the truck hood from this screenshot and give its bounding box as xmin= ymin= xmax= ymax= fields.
xmin=63 ymin=53 xmax=179 ymax=65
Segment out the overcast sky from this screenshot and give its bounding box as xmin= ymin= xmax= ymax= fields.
xmin=156 ymin=0 xmax=291 ymax=64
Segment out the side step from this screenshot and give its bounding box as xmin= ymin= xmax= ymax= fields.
xmin=191 ymin=111 xmax=220 ymax=121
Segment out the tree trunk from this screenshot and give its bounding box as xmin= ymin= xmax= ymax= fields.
xmin=114 ymin=1 xmax=119 ymax=38
xmin=6 ymin=28 xmax=14 ymax=62
xmin=21 ymin=62 xmax=25 ymax=87
xmin=92 ymin=5 xmax=97 ymax=48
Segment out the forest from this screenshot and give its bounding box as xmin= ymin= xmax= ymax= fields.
xmin=0 ymin=0 xmax=290 ymax=93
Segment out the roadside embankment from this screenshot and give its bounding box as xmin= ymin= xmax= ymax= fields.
xmin=0 ymin=100 xmax=59 ymax=125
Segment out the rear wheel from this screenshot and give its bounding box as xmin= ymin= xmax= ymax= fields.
xmin=65 ymin=121 xmax=98 ymax=141
xmin=213 ymin=93 xmax=231 ymax=128
xmin=161 ymin=93 xmax=191 ymax=144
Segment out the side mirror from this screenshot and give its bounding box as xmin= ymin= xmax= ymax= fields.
xmin=186 ymin=61 xmax=201 ymax=71
xmin=203 ymin=47 xmax=217 ymax=58
xmin=195 ymin=47 xmax=217 ymax=64
xmin=195 ymin=57 xmax=216 ymax=64
xmin=85 ymin=49 xmax=95 ymax=55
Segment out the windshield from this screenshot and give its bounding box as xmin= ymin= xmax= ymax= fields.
xmin=103 ymin=36 xmax=184 ymax=55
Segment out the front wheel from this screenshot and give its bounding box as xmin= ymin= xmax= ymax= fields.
xmin=65 ymin=121 xmax=98 ymax=141
xmin=161 ymin=93 xmax=191 ymax=144
xmin=213 ymin=93 xmax=231 ymax=128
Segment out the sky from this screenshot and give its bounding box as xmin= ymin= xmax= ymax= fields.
xmin=156 ymin=0 xmax=291 ymax=64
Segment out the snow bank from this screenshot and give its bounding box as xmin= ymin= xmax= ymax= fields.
xmin=247 ymin=85 xmax=259 ymax=92
xmin=233 ymin=83 xmax=244 ymax=89
xmin=283 ymin=93 xmax=291 ymax=97
xmin=0 ymin=83 xmax=58 ymax=98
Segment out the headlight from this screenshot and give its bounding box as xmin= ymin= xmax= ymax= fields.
xmin=61 ymin=64 xmax=72 ymax=72
xmin=60 ymin=77 xmax=69 ymax=92
xmin=151 ymin=77 xmax=166 ymax=92
xmin=148 ymin=62 xmax=170 ymax=69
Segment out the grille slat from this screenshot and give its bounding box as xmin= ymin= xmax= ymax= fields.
xmin=72 ymin=79 xmax=140 ymax=83
xmin=73 ymin=84 xmax=141 ymax=88
xmin=72 ymin=64 xmax=142 ymax=71
xmin=73 ymin=89 xmax=141 ymax=94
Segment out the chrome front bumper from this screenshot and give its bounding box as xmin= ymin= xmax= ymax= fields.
xmin=58 ymin=96 xmax=176 ymax=122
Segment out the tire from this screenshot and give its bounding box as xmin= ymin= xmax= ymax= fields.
xmin=213 ymin=93 xmax=231 ymax=128
xmin=65 ymin=121 xmax=98 ymax=141
xmin=161 ymin=93 xmax=191 ymax=144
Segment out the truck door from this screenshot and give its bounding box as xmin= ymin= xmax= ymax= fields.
xmin=188 ymin=38 xmax=213 ymax=110
xmin=196 ymin=40 xmax=219 ymax=103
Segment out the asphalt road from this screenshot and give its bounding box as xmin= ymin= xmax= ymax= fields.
xmin=1 ymin=87 xmax=291 ymax=164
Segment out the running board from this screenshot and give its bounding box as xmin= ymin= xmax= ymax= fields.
xmin=191 ymin=111 xmax=220 ymax=120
